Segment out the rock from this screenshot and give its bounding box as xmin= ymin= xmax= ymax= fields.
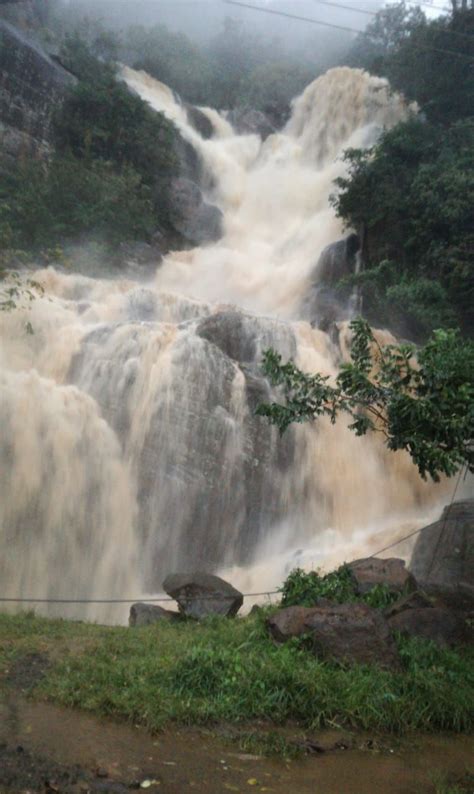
xmin=316 ymin=234 xmax=361 ymax=287
xmin=185 ymin=104 xmax=213 ymax=139
xmin=410 ymin=499 xmax=474 ymax=612
xmin=384 ymin=590 xmax=434 ymax=620
xmin=163 ymin=573 xmax=243 ymax=619
xmin=227 ymin=107 xmax=276 ymax=140
xmin=348 ymin=557 xmax=417 ymax=596
xmin=302 ymin=234 xmax=360 ymax=329
xmin=304 ymin=603 xmax=400 ymax=667
xmin=129 ymin=602 xmax=178 ymax=627
xmin=267 ymin=606 xmax=316 ymax=642
xmin=388 ymin=607 xmax=467 ymax=648
xmin=0 ymin=20 xmax=76 ymax=163
xmin=168 ymin=177 xmax=223 ymax=245
xmin=269 ymin=603 xmax=400 ymax=668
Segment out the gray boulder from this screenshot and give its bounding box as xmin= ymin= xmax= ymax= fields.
xmin=268 ymin=603 xmax=400 ymax=668
xmin=348 ymin=557 xmax=417 ymax=596
xmin=388 ymin=607 xmax=467 ymax=648
xmin=0 ymin=20 xmax=76 ymax=163
xmin=185 ymin=104 xmax=213 ymax=140
xmin=163 ymin=573 xmax=243 ymax=619
xmin=302 ymin=234 xmax=361 ymax=330
xmin=168 ymin=177 xmax=223 ymax=245
xmin=410 ymin=499 xmax=474 ymax=612
xmin=227 ymin=108 xmax=276 ymax=140
xmin=129 ymin=602 xmax=178 ymax=627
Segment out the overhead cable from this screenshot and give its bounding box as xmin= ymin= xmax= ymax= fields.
xmin=222 ymin=0 xmax=474 ymax=60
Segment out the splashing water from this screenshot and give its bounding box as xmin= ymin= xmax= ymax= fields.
xmin=0 ymin=67 xmax=457 ymax=621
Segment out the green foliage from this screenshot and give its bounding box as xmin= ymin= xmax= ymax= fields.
xmin=0 ymin=157 xmax=155 ymax=249
xmin=279 ymin=567 xmax=397 ymax=609
xmin=0 ymin=38 xmax=177 ymax=253
xmin=257 ymin=317 xmax=474 ymax=480
xmin=0 ymin=612 xmax=473 ymax=734
xmin=331 ymin=119 xmax=474 ymax=337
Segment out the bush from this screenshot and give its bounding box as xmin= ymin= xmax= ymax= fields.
xmin=279 ymin=566 xmax=398 ymax=609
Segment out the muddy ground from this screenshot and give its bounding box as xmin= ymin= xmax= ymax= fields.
xmin=0 ymin=653 xmax=472 ymax=794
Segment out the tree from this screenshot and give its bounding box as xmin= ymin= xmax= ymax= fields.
xmin=256 ymin=318 xmax=474 ymax=481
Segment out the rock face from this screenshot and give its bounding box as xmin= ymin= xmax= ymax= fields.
xmin=388 ymin=607 xmax=466 ymax=648
xmin=69 ymin=305 xmax=296 ymax=587
xmin=168 ymin=177 xmax=223 ymax=245
xmin=185 ymin=104 xmax=213 ymax=140
xmin=227 ymin=107 xmax=276 ymax=140
xmin=384 ymin=590 xmax=434 ymax=619
xmin=129 ymin=602 xmax=178 ymax=627
xmin=348 ymin=557 xmax=417 ymax=596
xmin=302 ymin=234 xmax=361 ymax=330
xmin=0 ymin=20 xmax=75 ymax=162
xmin=410 ymin=500 xmax=474 ymax=611
xmin=268 ymin=603 xmax=400 ymax=668
xmin=163 ymin=573 xmax=243 ymax=619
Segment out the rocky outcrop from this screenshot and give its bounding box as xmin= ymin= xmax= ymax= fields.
xmin=129 ymin=602 xmax=178 ymax=626
xmin=384 ymin=590 xmax=434 ymax=619
xmin=227 ymin=108 xmax=276 ymax=140
xmin=388 ymin=607 xmax=467 ymax=648
xmin=410 ymin=500 xmax=474 ymax=612
xmin=302 ymin=233 xmax=361 ymax=330
xmin=348 ymin=557 xmax=417 ymax=596
xmin=0 ymin=19 xmax=75 ymax=163
xmin=268 ymin=603 xmax=400 ymax=668
xmin=168 ymin=177 xmax=223 ymax=245
xmin=163 ymin=573 xmax=243 ymax=619
xmin=185 ymin=104 xmax=213 ymax=140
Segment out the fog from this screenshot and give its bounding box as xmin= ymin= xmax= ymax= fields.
xmin=56 ymin=0 xmax=385 ymax=68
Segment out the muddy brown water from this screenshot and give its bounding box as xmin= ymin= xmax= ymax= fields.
xmin=0 ymin=695 xmax=473 ymax=794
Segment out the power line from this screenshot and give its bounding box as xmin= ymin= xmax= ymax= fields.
xmin=223 ymin=0 xmax=474 ymax=59
xmin=309 ymin=0 xmax=474 ymax=41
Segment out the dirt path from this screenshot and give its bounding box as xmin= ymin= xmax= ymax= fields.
xmin=0 ymin=692 xmax=473 ymax=794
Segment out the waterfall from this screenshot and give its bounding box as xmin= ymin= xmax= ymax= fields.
xmin=0 ymin=67 xmax=452 ymax=622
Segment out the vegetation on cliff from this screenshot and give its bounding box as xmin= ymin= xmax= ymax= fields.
xmin=0 ymin=36 xmax=177 ymax=252
xmin=337 ymin=6 xmax=474 ymax=339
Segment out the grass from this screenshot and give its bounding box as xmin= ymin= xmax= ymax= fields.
xmin=0 ymin=610 xmax=473 ymax=737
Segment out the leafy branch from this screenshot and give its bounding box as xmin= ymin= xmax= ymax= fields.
xmin=256 ymin=318 xmax=474 ymax=481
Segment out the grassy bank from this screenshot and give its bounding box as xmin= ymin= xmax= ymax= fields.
xmin=0 ymin=611 xmax=473 ymax=736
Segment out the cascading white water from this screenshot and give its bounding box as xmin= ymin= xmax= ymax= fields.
xmin=0 ymin=66 xmax=458 ymax=621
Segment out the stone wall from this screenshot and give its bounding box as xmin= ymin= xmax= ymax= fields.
xmin=0 ymin=18 xmax=74 ymax=163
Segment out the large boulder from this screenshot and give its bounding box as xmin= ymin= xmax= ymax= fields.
xmin=267 ymin=606 xmax=316 ymax=642
xmin=227 ymin=107 xmax=276 ymax=140
xmin=348 ymin=557 xmax=417 ymax=596
xmin=185 ymin=104 xmax=213 ymax=140
xmin=388 ymin=607 xmax=467 ymax=648
xmin=168 ymin=177 xmax=223 ymax=245
xmin=0 ymin=20 xmax=76 ymax=162
xmin=410 ymin=500 xmax=474 ymax=612
xmin=302 ymin=234 xmax=361 ymax=330
xmin=129 ymin=602 xmax=178 ymax=627
xmin=163 ymin=573 xmax=243 ymax=619
xmin=269 ymin=603 xmax=400 ymax=668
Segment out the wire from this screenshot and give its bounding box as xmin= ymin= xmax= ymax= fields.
xmin=0 ymin=466 xmax=466 ymax=606
xmin=310 ymin=0 xmax=474 ymax=41
xmin=222 ymin=0 xmax=474 ymax=59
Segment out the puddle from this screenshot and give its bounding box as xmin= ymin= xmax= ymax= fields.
xmin=0 ymin=695 xmax=472 ymax=793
